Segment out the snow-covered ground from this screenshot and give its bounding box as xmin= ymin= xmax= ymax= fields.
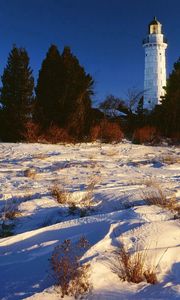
xmin=0 ymin=141 xmax=179 ymax=300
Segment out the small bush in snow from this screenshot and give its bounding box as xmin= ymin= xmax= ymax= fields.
xmin=110 ymin=244 xmax=157 ymax=284
xmin=22 ymin=120 xmax=41 ymax=142
xmin=51 ymin=237 xmax=91 ymax=298
xmin=1 ymin=199 xmax=21 ymax=220
xmin=50 ymin=185 xmax=70 ymax=204
xmin=24 ymin=168 xmax=37 ymax=179
xmin=0 ymin=199 xmax=21 ymax=237
xmin=132 ymin=126 xmax=159 ymax=144
xmin=142 ymin=183 xmax=177 ymax=212
xmin=81 ymin=179 xmax=97 ymax=209
xmin=159 ymin=155 xmax=180 ymax=165
xmin=90 ymin=119 xmax=124 ymax=143
xmin=40 ymin=125 xmax=74 ymax=144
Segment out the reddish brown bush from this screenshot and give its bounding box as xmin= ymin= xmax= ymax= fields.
xmin=22 ymin=120 xmax=41 ymax=142
xmin=133 ymin=126 xmax=159 ymax=144
xmin=90 ymin=124 xmax=101 ymax=141
xmin=40 ymin=125 xmax=74 ymax=144
xmin=90 ymin=119 xmax=124 ymax=143
xmin=51 ymin=237 xmax=91 ymax=298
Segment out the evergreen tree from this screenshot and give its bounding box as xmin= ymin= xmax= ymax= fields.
xmin=136 ymin=96 xmax=144 ymax=116
xmin=161 ymin=57 xmax=180 ymax=135
xmin=62 ymin=46 xmax=94 ymax=138
xmin=35 ymin=45 xmax=65 ymax=127
xmin=0 ymin=46 xmax=34 ymax=141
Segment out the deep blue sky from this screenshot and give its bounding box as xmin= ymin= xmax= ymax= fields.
xmin=0 ymin=0 xmax=179 ymax=104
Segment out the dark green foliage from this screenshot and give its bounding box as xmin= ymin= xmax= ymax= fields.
xmin=0 ymin=46 xmax=34 ymax=141
xmin=136 ymin=96 xmax=144 ymax=116
xmin=34 ymin=45 xmax=93 ymax=140
xmin=62 ymin=46 xmax=93 ymax=139
xmin=35 ymin=45 xmax=65 ymax=128
xmin=160 ymin=57 xmax=180 ymax=136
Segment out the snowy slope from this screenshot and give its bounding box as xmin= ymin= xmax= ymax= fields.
xmin=0 ymin=141 xmax=179 ymax=300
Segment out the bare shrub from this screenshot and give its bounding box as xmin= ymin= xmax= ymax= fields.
xmin=24 ymin=168 xmax=36 ymax=179
xmin=90 ymin=124 xmax=101 ymax=141
xmin=160 ymin=155 xmax=180 ymax=165
xmin=51 ymin=237 xmax=91 ymax=298
xmin=40 ymin=125 xmax=74 ymax=144
xmin=144 ymin=269 xmax=158 ymax=284
xmin=90 ymin=119 xmax=124 ymax=143
xmin=81 ymin=179 xmax=97 ymax=209
xmin=110 ymin=244 xmax=157 ymax=284
xmin=50 ymin=185 xmax=70 ymax=204
xmin=22 ymin=120 xmax=40 ymax=142
xmin=4 ymin=210 xmax=19 ymax=220
xmin=2 ymin=200 xmax=21 ymax=220
xmin=142 ymin=183 xmax=177 ymax=211
xmin=0 ymin=199 xmax=20 ymax=237
xmin=133 ymin=126 xmax=159 ymax=144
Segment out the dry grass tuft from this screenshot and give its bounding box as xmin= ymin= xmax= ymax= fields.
xmin=51 ymin=237 xmax=91 ymax=298
xmin=81 ymin=179 xmax=97 ymax=209
xmin=0 ymin=200 xmax=20 ymax=237
xmin=144 ymin=269 xmax=158 ymax=284
xmin=160 ymin=155 xmax=180 ymax=165
xmin=110 ymin=244 xmax=157 ymax=284
xmin=24 ymin=168 xmax=37 ymax=179
xmin=4 ymin=210 xmax=19 ymax=220
xmin=50 ymin=185 xmax=70 ymax=204
xmin=2 ymin=200 xmax=21 ymax=220
xmin=142 ymin=183 xmax=177 ymax=212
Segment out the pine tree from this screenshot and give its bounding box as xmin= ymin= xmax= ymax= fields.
xmin=35 ymin=45 xmax=65 ymax=128
xmin=136 ymin=96 xmax=144 ymax=116
xmin=161 ymin=57 xmax=180 ymax=136
xmin=62 ymin=46 xmax=94 ymax=138
xmin=0 ymin=46 xmax=34 ymax=141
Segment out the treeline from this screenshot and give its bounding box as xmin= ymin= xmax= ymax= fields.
xmin=99 ymin=57 xmax=180 ymax=144
xmin=0 ymin=45 xmax=98 ymax=142
xmin=0 ymin=44 xmax=179 ymax=144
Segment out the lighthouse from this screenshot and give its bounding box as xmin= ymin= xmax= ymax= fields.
xmin=143 ymin=17 xmax=168 ymax=110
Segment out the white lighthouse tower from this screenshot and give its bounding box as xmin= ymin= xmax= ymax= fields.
xmin=143 ymin=17 xmax=168 ymax=110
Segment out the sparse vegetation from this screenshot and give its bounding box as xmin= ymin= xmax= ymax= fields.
xmin=142 ymin=183 xmax=177 ymax=212
xmin=90 ymin=119 xmax=124 ymax=143
xmin=110 ymin=244 xmax=157 ymax=284
xmin=51 ymin=174 xmax=99 ymax=217
xmin=24 ymin=168 xmax=37 ymax=179
xmin=80 ymin=179 xmax=97 ymax=210
xmin=159 ymin=155 xmax=180 ymax=165
xmin=0 ymin=199 xmax=21 ymax=237
xmin=50 ymin=184 xmax=70 ymax=204
xmin=51 ymin=237 xmax=91 ymax=298
xmin=2 ymin=200 xmax=21 ymax=220
xmin=132 ymin=126 xmax=159 ymax=144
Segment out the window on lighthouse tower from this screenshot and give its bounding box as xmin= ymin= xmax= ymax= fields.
xmin=150 ymin=24 xmax=160 ymax=34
